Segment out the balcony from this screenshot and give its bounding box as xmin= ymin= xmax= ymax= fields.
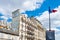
xmin=27 ymin=30 xmax=34 ymax=35
xmin=27 ymin=26 xmax=34 ymax=32
xmin=25 ymin=34 xmax=35 ymax=39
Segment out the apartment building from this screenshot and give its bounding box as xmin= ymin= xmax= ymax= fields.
xmin=30 ymin=17 xmax=46 ymax=40
xmin=0 ymin=9 xmax=46 ymax=40
xmin=0 ymin=10 xmax=19 ymax=40
xmin=19 ymin=12 xmax=46 ymax=40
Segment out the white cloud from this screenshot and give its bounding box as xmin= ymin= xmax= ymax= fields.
xmin=0 ymin=6 xmax=12 ymax=17
xmin=22 ymin=1 xmax=36 ymax=10
xmin=36 ymin=6 xmax=60 ymax=29
xmin=36 ymin=6 xmax=60 ymax=40
xmin=55 ymin=33 xmax=60 ymax=40
xmin=0 ymin=7 xmax=7 ymax=15
xmin=0 ymin=0 xmax=44 ymax=21
xmin=1 ymin=16 xmax=8 ymax=20
xmin=0 ymin=15 xmax=12 ymax=22
xmin=21 ymin=0 xmax=44 ymax=12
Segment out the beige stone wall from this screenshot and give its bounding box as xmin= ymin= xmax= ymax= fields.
xmin=20 ymin=14 xmax=46 ymax=40
xmin=0 ymin=33 xmax=19 ymax=40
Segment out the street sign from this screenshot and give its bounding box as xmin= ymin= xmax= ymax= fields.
xmin=46 ymin=30 xmax=55 ymax=40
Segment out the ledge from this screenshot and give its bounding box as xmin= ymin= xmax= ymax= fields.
xmin=0 ymin=28 xmax=19 ymax=36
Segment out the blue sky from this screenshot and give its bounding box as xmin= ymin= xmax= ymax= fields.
xmin=25 ymin=0 xmax=60 ymax=17
xmin=0 ymin=0 xmax=60 ymax=21
xmin=0 ymin=0 xmax=60 ymax=40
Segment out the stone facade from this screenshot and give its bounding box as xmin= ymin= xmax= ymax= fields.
xmin=0 ymin=9 xmax=46 ymax=40
xmin=20 ymin=13 xmax=46 ymax=40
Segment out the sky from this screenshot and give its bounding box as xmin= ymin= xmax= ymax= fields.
xmin=0 ymin=0 xmax=60 ymax=40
